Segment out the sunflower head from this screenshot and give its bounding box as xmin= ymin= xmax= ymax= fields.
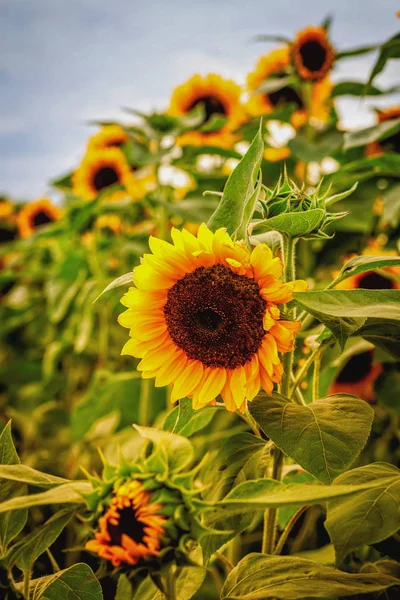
xmin=87 ymin=125 xmax=129 ymax=152
xmin=0 ymin=200 xmax=18 ymax=244
xmin=118 ymin=224 xmax=306 ymax=413
xmin=95 ymin=213 xmax=123 ymax=234
xmin=168 ymin=74 xmax=247 ymax=147
xmin=72 ymin=148 xmax=150 ymax=202
xmin=247 ymin=47 xmax=307 ymax=128
xmin=16 ymin=198 xmax=62 ymax=239
xmin=292 ymin=26 xmax=335 ymax=81
xmin=84 ymin=429 xmax=203 ymax=570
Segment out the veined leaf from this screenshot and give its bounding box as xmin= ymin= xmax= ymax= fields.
xmin=207 ymin=122 xmax=264 ymax=239
xmin=344 ymin=118 xmax=400 ymax=150
xmin=26 ymin=563 xmax=102 ymax=600
xmin=0 ymin=482 xmax=91 ymax=514
xmin=221 ymin=553 xmax=400 ymax=599
xmin=250 ymin=392 xmax=374 ymax=484
xmin=0 ymin=465 xmax=69 ymax=487
xmin=331 ymin=254 xmax=400 ymax=287
xmin=294 ymin=289 xmax=400 ymax=349
xmin=326 ymin=463 xmax=400 ymax=565
xmin=252 ymin=209 xmax=325 ymax=238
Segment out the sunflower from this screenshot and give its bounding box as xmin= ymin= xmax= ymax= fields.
xmin=366 ymin=106 xmax=400 ymax=156
xmin=72 ymin=148 xmax=148 ymax=202
xmin=95 ymin=213 xmax=122 ymax=234
xmin=264 ymin=147 xmax=292 ymax=162
xmin=119 ymin=225 xmax=307 ymax=413
xmin=329 ymin=350 xmax=382 ymax=403
xmin=0 ymin=200 xmax=17 ymax=244
xmin=87 ymin=125 xmax=128 ymax=151
xmin=85 ymin=480 xmax=166 ymax=567
xmin=292 ymin=26 xmax=335 ymax=81
xmin=16 ymin=198 xmax=62 ymax=239
xmin=168 ymin=74 xmax=247 ymax=147
xmin=247 ymin=47 xmax=307 ymax=128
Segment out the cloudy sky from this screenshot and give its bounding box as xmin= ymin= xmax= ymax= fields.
xmin=1 ymin=0 xmax=399 ymax=200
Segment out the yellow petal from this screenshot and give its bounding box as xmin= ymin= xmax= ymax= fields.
xmin=230 ymin=366 xmax=247 ymax=408
xmin=171 ymin=360 xmax=204 ymax=402
xmin=192 ymin=367 xmax=226 ymax=408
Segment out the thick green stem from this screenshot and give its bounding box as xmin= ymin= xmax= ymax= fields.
xmin=262 ymin=234 xmax=297 ymax=554
xmin=23 ymin=568 xmax=31 ymax=599
xmin=312 ymin=351 xmax=322 ymax=401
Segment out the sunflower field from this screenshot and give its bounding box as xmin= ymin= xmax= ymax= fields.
xmin=1 ymin=17 xmax=400 ymax=600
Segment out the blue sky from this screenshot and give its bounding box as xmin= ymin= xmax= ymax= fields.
xmin=1 ymin=0 xmax=399 ymax=200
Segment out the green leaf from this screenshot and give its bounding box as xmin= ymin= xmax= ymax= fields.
xmin=71 ymin=370 xmax=142 ymax=441
xmin=0 ymin=422 xmax=27 ymax=555
xmin=294 ymin=289 xmax=400 ymax=349
xmin=336 ymin=44 xmax=378 ymax=60
xmin=201 ymin=477 xmax=388 ymax=525
xmin=51 ymin=171 xmax=73 ymax=190
xmin=331 ymin=254 xmax=400 ymax=287
xmin=250 ymin=392 xmax=374 ymax=484
xmin=220 ymin=553 xmax=400 ymax=599
xmin=254 ymin=76 xmax=295 ymax=96
xmin=134 ymin=426 xmax=194 ymax=472
xmin=0 ymin=482 xmax=90 ymax=514
xmin=93 ymin=271 xmax=133 ymax=303
xmin=382 ymin=183 xmax=400 ymax=228
xmin=331 ymin=81 xmax=400 ymax=97
xmin=325 ymin=463 xmax=400 ymax=564
xmin=343 ymin=118 xmax=400 ymax=150
xmin=0 ymin=465 xmax=69 ymax=487
xmin=28 ymin=563 xmax=103 ymax=600
xmin=167 ymin=398 xmax=216 ymax=437
xmin=365 ymin=33 xmax=400 ymax=91
xmin=115 ymin=574 xmax=132 ymax=600
xmin=7 ymin=508 xmax=73 ymax=571
xmin=252 ymin=208 xmax=325 ymax=239
xmin=376 ymin=367 xmax=400 ymax=414
xmin=207 ymin=122 xmax=264 ymax=238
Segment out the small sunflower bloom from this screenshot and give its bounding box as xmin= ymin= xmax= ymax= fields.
xmin=118 ymin=225 xmax=307 ymax=413
xmin=87 ymin=125 xmax=129 ymax=152
xmin=85 ymin=480 xmax=168 ymax=567
xmin=168 ymin=74 xmax=247 ymax=147
xmin=292 ymin=26 xmax=335 ymax=81
xmin=16 ymin=198 xmax=62 ymax=239
xmin=72 ymin=148 xmax=149 ymax=202
xmin=95 ymin=213 xmax=123 ymax=234
xmin=247 ymin=47 xmax=307 ymax=128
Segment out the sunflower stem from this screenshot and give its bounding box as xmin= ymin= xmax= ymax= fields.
xmin=312 ymin=350 xmax=322 ymax=401
xmin=23 ymin=568 xmax=31 ymax=599
xmin=262 ymin=233 xmax=297 ymax=555
xmin=164 ymin=569 xmax=177 ymax=600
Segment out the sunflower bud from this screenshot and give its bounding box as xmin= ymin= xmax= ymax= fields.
xmin=251 ymin=173 xmax=356 ymax=240
xmin=84 ymin=428 xmax=203 ymax=571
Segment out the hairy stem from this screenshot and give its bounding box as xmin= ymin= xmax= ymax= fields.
xmin=164 ymin=569 xmax=177 ymax=600
xmin=312 ymin=350 xmax=322 ymax=401
xmin=139 ymin=378 xmax=152 ymax=426
xmin=274 ymin=505 xmax=308 ymax=555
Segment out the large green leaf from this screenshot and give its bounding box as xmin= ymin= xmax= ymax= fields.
xmin=252 ymin=209 xmax=325 ymax=238
xmin=294 ymin=289 xmax=400 ymax=350
xmin=249 ymin=393 xmax=374 ymax=484
xmin=207 ymin=123 xmax=264 ymax=238
xmin=28 ymin=563 xmax=103 ymax=600
xmin=220 ymin=553 xmax=400 ymax=599
xmin=331 ymin=254 xmax=400 ymax=287
xmin=365 ymin=33 xmax=400 ymax=91
xmin=164 ymin=398 xmax=216 ymax=437
xmin=0 ymin=465 xmax=69 ymax=487
xmin=6 ymin=508 xmax=73 ymax=571
xmin=134 ymin=426 xmax=194 ymax=471
xmin=325 ymin=463 xmax=400 ymax=564
xmin=200 ymin=476 xmax=389 ymax=526
xmin=343 ymin=118 xmax=400 ymax=150
xmin=288 ymin=131 xmax=343 ymax=162
xmin=0 ymin=422 xmax=27 ymax=556
xmin=0 ymin=482 xmax=90 ymax=514
xmin=332 ymin=81 xmax=400 ymax=97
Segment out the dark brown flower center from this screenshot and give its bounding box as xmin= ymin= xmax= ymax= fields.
xmin=32 ymin=210 xmax=53 ymax=228
xmin=268 ymin=73 xmax=303 ymax=109
xmin=164 ymin=264 xmax=266 ymax=369
xmin=358 ymin=271 xmax=394 ymax=290
xmin=336 ymin=351 xmax=373 ymax=384
xmin=0 ymin=226 xmax=17 ymax=243
xmin=106 ymin=505 xmax=146 ymax=546
xmin=188 ymin=95 xmax=227 ymax=124
xmin=299 ymin=40 xmax=327 ymax=72
xmin=93 ymin=167 xmax=119 ymax=191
